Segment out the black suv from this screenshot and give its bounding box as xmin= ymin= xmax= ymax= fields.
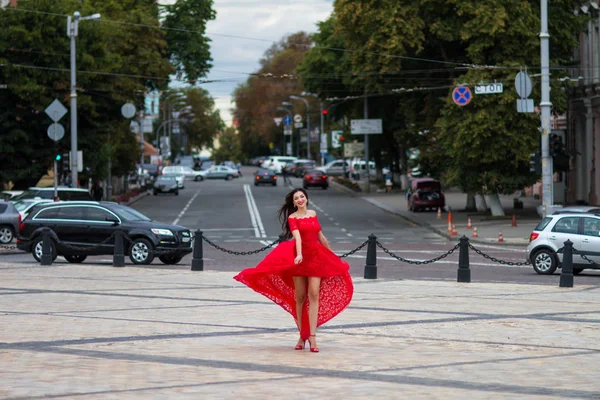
xmin=17 ymin=201 xmax=192 ymax=265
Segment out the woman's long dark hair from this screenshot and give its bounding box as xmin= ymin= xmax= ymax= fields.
xmin=277 ymin=188 xmax=309 ymax=239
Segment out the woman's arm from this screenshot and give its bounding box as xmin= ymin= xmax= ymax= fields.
xmin=290 ymin=218 xmax=303 ymax=264
xmin=318 ymin=231 xmax=332 ymax=251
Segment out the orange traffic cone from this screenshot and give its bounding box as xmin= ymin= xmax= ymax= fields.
xmin=451 ymin=224 xmax=457 ymax=236
xmin=467 ymin=217 xmax=472 ymax=229
xmin=472 ymin=227 xmax=478 ymax=238
xmin=447 ymin=211 xmax=453 ymax=232
xmin=498 ymin=232 xmax=504 ymax=243
xmin=512 ymin=215 xmax=517 ymax=227
xmin=437 ymin=207 xmax=442 ymax=219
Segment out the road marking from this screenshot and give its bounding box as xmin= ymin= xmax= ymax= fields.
xmin=244 ymin=184 xmax=267 ymax=238
xmin=172 ymin=188 xmax=201 ymax=225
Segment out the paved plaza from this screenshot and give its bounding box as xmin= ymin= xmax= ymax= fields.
xmin=1 ymin=260 xmax=600 ymax=399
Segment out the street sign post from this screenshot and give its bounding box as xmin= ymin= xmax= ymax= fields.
xmin=474 ymin=83 xmax=504 ymax=95
xmin=47 ymin=123 xmax=65 ymax=142
xmin=331 ymin=130 xmax=343 ymax=149
xmin=273 ymin=117 xmax=283 ymax=127
xmin=283 ymin=115 xmax=292 ymax=125
xmin=294 ymin=122 xmax=303 ymax=128
xmin=350 ymin=119 xmax=383 ymax=135
xmin=45 ymin=99 xmax=68 ymax=122
xmin=293 ymin=114 xmax=302 ymax=123
xmin=452 ymin=86 xmax=472 ymax=106
xmin=284 ymin=126 xmax=292 ymax=136
xmin=515 ymin=71 xmax=535 ymax=113
xmin=121 ymin=103 xmax=136 ymax=119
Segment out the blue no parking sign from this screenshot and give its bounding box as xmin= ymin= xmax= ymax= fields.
xmin=452 ymin=86 xmax=472 ymax=106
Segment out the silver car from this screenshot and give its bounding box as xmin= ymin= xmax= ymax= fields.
xmin=0 ymin=200 xmax=20 ymax=244
xmin=199 ymin=166 xmax=239 ymax=180
xmin=526 ymin=212 xmax=600 ymax=275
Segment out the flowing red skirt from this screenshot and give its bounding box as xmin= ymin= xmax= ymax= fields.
xmin=233 ymin=239 xmax=353 ymax=340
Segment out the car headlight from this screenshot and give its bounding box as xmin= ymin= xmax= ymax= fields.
xmin=151 ymin=228 xmax=174 ymax=236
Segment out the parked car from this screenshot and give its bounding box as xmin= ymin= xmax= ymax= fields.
xmin=0 ymin=191 xmax=23 ymax=201
xmin=552 ymin=206 xmax=600 ymax=214
xmin=17 ymin=201 xmax=192 ymax=265
xmin=409 ymin=178 xmax=445 ymax=212
xmin=142 ymin=163 xmax=161 ymax=179
xmin=161 ymin=166 xmax=203 ymax=181
xmin=527 ymin=212 xmax=600 ymax=275
xmin=316 ymin=159 xmax=350 ymax=177
xmin=303 ymin=170 xmax=328 ymax=190
xmin=12 ymin=187 xmax=93 ymax=202
xmin=0 ymin=201 xmax=20 ymax=244
xmin=349 ymin=159 xmax=376 ymax=180
xmin=262 ymin=156 xmax=298 ymax=174
xmin=200 ymin=160 xmax=215 ymax=171
xmin=161 ymin=173 xmax=185 ymax=189
xmin=290 ymin=159 xmax=316 ymax=177
xmin=199 ymin=166 xmax=239 ymax=180
xmin=254 ymin=168 xmax=277 ymax=186
xmin=249 ymin=156 xmax=268 ymax=166
xmin=13 ymin=199 xmax=54 ymax=219
xmin=153 ymin=176 xmax=179 ymax=196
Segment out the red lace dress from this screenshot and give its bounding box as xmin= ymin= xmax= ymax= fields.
xmin=233 ymin=215 xmax=353 ymax=340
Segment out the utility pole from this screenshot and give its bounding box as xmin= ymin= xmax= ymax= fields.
xmin=364 ymin=96 xmax=370 ymax=193
xmin=540 ymin=0 xmax=554 ymax=215
xmin=320 ymin=102 xmax=325 ymax=166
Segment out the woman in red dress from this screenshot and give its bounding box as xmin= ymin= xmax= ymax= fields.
xmin=233 ymin=188 xmax=353 ymax=352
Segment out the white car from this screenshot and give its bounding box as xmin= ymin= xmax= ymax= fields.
xmin=161 ymin=166 xmax=203 ymax=181
xmin=161 ymin=173 xmax=185 ymax=189
xmin=261 ymin=156 xmax=298 ymax=174
xmin=13 ymin=199 xmax=54 ymax=219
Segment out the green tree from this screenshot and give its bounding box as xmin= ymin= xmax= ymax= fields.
xmin=212 ymin=127 xmax=242 ymax=164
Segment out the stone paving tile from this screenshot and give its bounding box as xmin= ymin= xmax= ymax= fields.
xmin=1 ymin=264 xmax=600 ymax=399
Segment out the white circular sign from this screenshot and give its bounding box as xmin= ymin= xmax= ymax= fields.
xmin=293 ymin=114 xmax=303 ymax=123
xmin=47 ymin=123 xmax=65 ymax=142
xmin=130 ymin=121 xmax=140 ymax=134
xmin=514 ymin=72 xmax=533 ymax=98
xmin=121 ymin=103 xmax=136 ymax=119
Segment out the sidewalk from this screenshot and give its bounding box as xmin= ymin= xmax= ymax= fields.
xmin=333 ymin=181 xmax=541 ymax=246
xmin=1 ymin=262 xmax=599 ymax=399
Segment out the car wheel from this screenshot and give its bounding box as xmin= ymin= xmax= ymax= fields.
xmin=194 ymin=176 xmax=200 ymax=181
xmin=532 ymin=249 xmax=558 ymax=275
xmin=573 ymin=268 xmax=584 ymax=275
xmin=303 ymin=185 xmax=308 ymax=190
xmin=64 ymin=254 xmax=87 ymax=263
xmin=254 ymin=182 xmax=259 ymax=186
xmin=272 ymin=182 xmax=277 ymax=186
xmin=0 ymin=225 xmax=14 ymax=244
xmin=32 ymin=236 xmax=57 ymax=263
xmin=159 ymin=255 xmax=183 ymax=265
xmin=322 ymin=185 xmax=328 ymax=190
xmin=153 ymin=191 xmax=157 ymax=196
xmin=226 ymin=175 xmax=233 ymax=181
xmin=175 ymin=190 xmax=179 ymax=196
xmin=129 ymin=238 xmax=154 ymax=265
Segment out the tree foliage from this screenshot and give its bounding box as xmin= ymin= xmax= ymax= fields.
xmin=212 ymin=127 xmax=242 ymax=164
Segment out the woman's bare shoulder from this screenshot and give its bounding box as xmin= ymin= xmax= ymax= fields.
xmin=308 ymin=210 xmax=317 ymax=217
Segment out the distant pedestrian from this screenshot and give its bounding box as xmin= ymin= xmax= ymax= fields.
xmin=91 ymin=181 xmax=103 ymax=201
xmin=385 ymin=171 xmax=393 ymax=193
xmin=406 ymin=186 xmax=413 ymax=209
xmin=282 ymin=165 xmax=292 ymax=185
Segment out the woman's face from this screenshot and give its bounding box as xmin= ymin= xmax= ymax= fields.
xmin=293 ymin=191 xmax=307 ymax=208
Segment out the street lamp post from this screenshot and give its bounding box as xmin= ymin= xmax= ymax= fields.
xmin=303 ymin=92 xmax=323 ymax=165
xmin=290 ymin=95 xmax=310 ymax=159
xmin=282 ymin=102 xmax=295 ymax=156
xmin=277 ymin=106 xmax=292 ymax=156
xmin=67 ymin=11 xmax=101 ymax=187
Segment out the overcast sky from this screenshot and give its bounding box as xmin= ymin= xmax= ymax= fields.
xmin=169 ymin=0 xmax=334 ymax=125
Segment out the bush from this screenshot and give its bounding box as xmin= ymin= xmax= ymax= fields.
xmin=333 ymin=177 xmax=362 ymax=192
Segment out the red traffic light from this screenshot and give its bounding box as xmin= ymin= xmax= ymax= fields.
xmin=322 ymin=109 xmax=328 ymax=115
xmin=340 ymin=136 xmax=345 ymax=141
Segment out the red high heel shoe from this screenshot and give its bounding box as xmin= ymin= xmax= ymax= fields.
xmin=308 ymin=335 xmax=319 ymax=353
xmin=294 ymin=338 xmax=306 ymax=350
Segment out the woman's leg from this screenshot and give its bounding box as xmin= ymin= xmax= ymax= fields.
xmin=292 ymin=276 xmax=308 ymax=342
xmin=307 ymin=277 xmax=322 ymax=347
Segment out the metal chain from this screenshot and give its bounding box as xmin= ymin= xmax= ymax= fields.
xmin=339 ymin=240 xmax=369 ymax=259
xmin=468 ymin=243 xmax=531 ymax=266
xmin=572 ymin=248 xmax=600 ymax=268
xmin=56 ymin=232 xmax=118 ymax=252
xmin=376 ymin=241 xmax=460 ymax=265
xmin=0 ymin=245 xmax=18 ymax=250
xmin=202 ymin=236 xmax=281 ymax=256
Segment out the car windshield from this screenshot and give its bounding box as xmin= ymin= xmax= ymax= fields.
xmin=157 ymin=176 xmax=176 ymax=182
xmin=11 ymin=190 xmax=38 ymax=201
xmin=162 ymin=174 xmax=180 ymax=179
xmin=113 ymin=205 xmax=152 ymax=221
xmin=13 ymin=200 xmax=35 ymax=212
xmin=535 ymin=217 xmax=552 ymax=231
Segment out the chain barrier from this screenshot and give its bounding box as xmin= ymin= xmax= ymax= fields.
xmin=0 ymin=244 xmax=18 ymax=251
xmin=573 ymin=248 xmax=600 ymax=268
xmin=201 ymin=235 xmax=281 ymax=256
xmin=376 ymin=241 xmax=460 ymax=265
xmin=55 ymin=232 xmax=118 ymax=253
xmin=339 ymin=240 xmax=369 ymax=259
xmin=468 ymin=243 xmax=531 ymax=266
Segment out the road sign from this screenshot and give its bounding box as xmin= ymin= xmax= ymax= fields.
xmin=283 ymin=115 xmax=292 ymax=125
xmin=351 ymin=119 xmax=382 ymax=135
xmin=320 ymin=133 xmax=327 ymax=152
xmin=273 ymin=117 xmax=283 ymax=127
xmin=284 ymin=126 xmax=293 ymax=136
xmin=475 ymin=83 xmax=504 ymax=95
xmin=45 ymin=99 xmax=68 ymax=122
xmin=142 ymin=117 xmax=153 ymax=133
xmin=344 ymin=142 xmax=364 ymax=157
xmin=47 ymin=123 xmax=65 ymax=142
xmin=452 ymin=86 xmax=472 ymax=106
xmin=517 ymin=99 xmax=535 ymax=113
xmin=331 ymin=130 xmax=343 ymax=148
xmin=515 ymin=72 xmax=533 ymax=98
xmin=121 ymin=103 xmax=136 ymax=119
xmin=130 ymin=121 xmax=140 ymax=134
xmin=294 ymin=122 xmax=303 ymax=128
xmin=293 ymin=114 xmax=303 ymax=123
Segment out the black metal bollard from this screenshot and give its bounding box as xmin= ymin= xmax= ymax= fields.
xmin=113 ymin=230 xmax=125 ymax=267
xmin=191 ymin=229 xmax=204 ymax=271
xmin=559 ymin=239 xmax=574 ymax=288
xmin=279 ymin=233 xmax=286 ymax=243
xmin=41 ymin=228 xmax=53 ymax=266
xmin=457 ymin=235 xmax=471 ymax=283
xmin=363 ymin=234 xmax=378 ymax=279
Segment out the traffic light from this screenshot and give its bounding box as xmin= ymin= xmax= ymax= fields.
xmin=529 ymin=152 xmax=541 ymax=175
xmin=55 ymin=154 xmax=62 ymax=162
xmin=322 ymin=109 xmax=328 ymax=116
xmin=340 ymin=135 xmax=345 ymax=142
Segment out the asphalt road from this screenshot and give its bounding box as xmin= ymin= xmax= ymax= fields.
xmin=4 ymin=166 xmax=600 ymax=285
